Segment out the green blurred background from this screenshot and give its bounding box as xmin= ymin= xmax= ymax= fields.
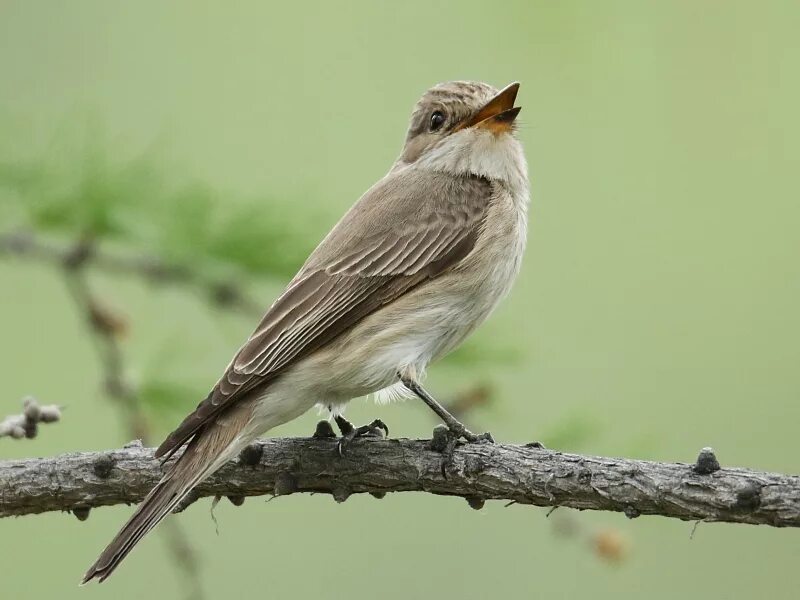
xmin=1 ymin=1 xmax=798 ymax=598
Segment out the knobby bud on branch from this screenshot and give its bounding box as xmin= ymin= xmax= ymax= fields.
xmin=0 ymin=397 xmax=62 ymax=440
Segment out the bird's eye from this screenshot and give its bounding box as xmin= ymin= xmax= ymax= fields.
xmin=429 ymin=110 xmax=446 ymax=132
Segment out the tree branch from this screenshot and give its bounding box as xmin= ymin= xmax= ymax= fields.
xmin=2 ymin=437 xmax=798 ymax=528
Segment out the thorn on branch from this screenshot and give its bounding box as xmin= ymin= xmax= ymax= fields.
xmin=92 ymin=455 xmax=116 ymax=479
xmin=623 ymin=504 xmax=641 ymax=519
xmin=312 ymin=420 xmax=336 ymax=439
xmin=332 ymin=486 xmax=351 ymax=503
xmin=238 ymin=443 xmax=264 ymax=466
xmin=693 ymin=447 xmax=721 ymax=475
xmin=429 ymin=424 xmax=451 ymax=452
xmin=466 ymin=496 xmax=485 ymax=510
xmin=210 ymin=496 xmax=221 ymax=534
xmin=734 ymin=482 xmax=762 ymax=512
xmin=689 ymin=519 xmax=705 ymax=539
xmin=0 ymin=397 xmax=62 ymax=440
xmin=72 ymin=506 xmax=91 ymax=521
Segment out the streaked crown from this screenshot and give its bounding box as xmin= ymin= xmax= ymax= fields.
xmin=399 ymin=81 xmax=520 ymax=165
xmin=405 ymin=81 xmax=500 ymax=142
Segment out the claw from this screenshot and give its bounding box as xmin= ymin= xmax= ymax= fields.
xmin=334 ymin=415 xmax=355 ymax=437
xmin=471 ymin=431 xmax=495 ymax=444
xmin=452 ymin=425 xmax=494 ymax=444
xmin=370 ymin=418 xmax=389 ymax=438
xmin=336 ymin=418 xmax=389 ymax=456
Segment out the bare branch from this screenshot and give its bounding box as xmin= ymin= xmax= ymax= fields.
xmin=0 ymin=397 xmax=61 ymax=440
xmin=2 ymin=438 xmax=798 ymax=528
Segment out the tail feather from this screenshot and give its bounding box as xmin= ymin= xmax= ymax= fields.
xmin=81 ymin=474 xmax=193 ymax=583
xmin=82 ymin=405 xmax=255 ymax=584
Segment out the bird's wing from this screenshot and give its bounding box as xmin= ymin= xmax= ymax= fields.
xmin=155 ymin=168 xmax=492 ymax=458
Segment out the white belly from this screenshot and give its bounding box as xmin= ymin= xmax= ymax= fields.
xmin=296 ymin=186 xmax=528 ymax=406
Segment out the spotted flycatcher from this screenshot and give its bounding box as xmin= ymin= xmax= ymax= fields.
xmin=83 ymin=80 xmax=529 ymax=582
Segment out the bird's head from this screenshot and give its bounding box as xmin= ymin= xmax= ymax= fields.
xmin=397 ymin=81 xmax=526 ymax=185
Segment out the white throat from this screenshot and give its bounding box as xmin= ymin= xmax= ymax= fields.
xmin=416 ymin=129 xmax=529 ymax=196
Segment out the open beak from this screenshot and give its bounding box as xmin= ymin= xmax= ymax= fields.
xmin=453 ymin=82 xmax=521 ymax=134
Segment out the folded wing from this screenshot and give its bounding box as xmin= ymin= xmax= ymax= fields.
xmin=155 ymin=169 xmax=492 ymax=459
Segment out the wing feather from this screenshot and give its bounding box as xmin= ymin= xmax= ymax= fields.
xmin=155 ymin=170 xmax=492 ymax=459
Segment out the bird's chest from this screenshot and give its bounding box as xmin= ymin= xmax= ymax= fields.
xmin=424 ymin=188 xmax=528 ymax=357
xmin=457 ymin=191 xmax=526 ymax=311
xmin=323 ymin=186 xmax=528 ymax=396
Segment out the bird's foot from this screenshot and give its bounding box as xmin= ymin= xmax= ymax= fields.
xmin=334 ymin=415 xmax=389 ymax=456
xmin=462 ymin=429 xmax=495 ymax=444
xmin=397 ymin=374 xmax=493 ymax=444
xmin=444 ymin=421 xmax=494 ymax=444
xmin=428 ymin=424 xmax=492 ymax=478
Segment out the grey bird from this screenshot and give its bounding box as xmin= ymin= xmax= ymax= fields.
xmin=82 ymin=80 xmax=529 ymax=583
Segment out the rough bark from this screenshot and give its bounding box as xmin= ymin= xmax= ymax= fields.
xmin=2 ymin=437 xmax=798 ymax=527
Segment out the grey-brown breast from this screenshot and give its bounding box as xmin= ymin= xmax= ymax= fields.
xmin=155 ymin=167 xmax=493 ymax=459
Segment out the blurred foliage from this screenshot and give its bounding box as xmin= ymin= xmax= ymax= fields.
xmin=0 ymin=136 xmax=312 ymax=282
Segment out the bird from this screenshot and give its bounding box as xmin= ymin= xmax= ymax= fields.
xmin=82 ymin=80 xmax=529 ymax=583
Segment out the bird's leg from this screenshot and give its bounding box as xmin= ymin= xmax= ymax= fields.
xmin=398 ymin=373 xmax=494 ymax=444
xmin=333 ymin=414 xmax=356 ymax=436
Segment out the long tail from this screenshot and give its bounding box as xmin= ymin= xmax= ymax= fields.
xmin=82 ymin=415 xmax=252 ymax=584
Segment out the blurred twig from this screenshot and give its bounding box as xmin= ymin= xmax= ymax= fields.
xmin=443 ymin=384 xmax=492 ymax=421
xmin=0 ymin=397 xmax=61 ymax=440
xmin=0 ymin=229 xmax=263 ymax=316
xmin=549 ymin=511 xmax=631 ymax=564
xmin=54 ymin=239 xmax=204 ymax=600
xmin=1 ymin=439 xmax=798 ymax=529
